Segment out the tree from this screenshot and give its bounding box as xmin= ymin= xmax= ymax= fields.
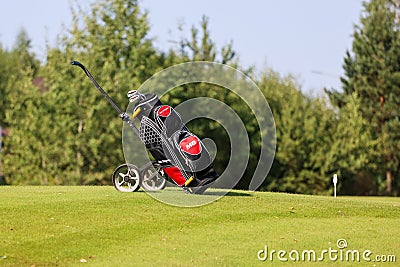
xmin=0 ymin=45 xmax=12 ymax=127
xmin=37 ymin=0 xmax=161 ymax=184
xmin=0 ymin=28 xmax=39 ymax=128
xmin=259 ymin=71 xmax=339 ymax=194
xmin=11 ymin=28 xmax=40 ymax=76
xmin=167 ymin=15 xmax=237 ymax=65
xmin=2 ymin=67 xmax=48 ymax=185
xmin=160 ymin=17 xmax=262 ymax=189
xmin=326 ymin=0 xmax=400 ymax=195
xmin=1 ymin=30 xmax=42 ymax=184
xmin=329 ymin=92 xmax=379 ymax=195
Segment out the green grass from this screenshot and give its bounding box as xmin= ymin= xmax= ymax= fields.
xmin=0 ymin=186 xmax=399 ymax=266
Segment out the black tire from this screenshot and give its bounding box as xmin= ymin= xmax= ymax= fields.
xmin=112 ymin=164 xmax=141 ymax=192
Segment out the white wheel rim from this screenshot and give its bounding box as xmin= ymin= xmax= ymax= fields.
xmin=114 ymin=166 xmax=140 ymax=192
xmin=141 ymin=169 xmax=166 ymax=191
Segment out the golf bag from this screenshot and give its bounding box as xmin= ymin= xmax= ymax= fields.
xmin=131 ymin=92 xmax=219 ymax=189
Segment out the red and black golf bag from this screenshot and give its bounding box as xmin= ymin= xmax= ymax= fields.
xmin=130 ymin=92 xmax=219 ymax=191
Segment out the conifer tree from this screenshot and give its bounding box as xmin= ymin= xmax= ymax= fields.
xmin=326 ymin=0 xmax=400 ymax=194
xmin=1 ymin=30 xmax=43 ymax=184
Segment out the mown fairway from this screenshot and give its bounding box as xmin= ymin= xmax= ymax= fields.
xmin=0 ymin=186 xmax=399 ymax=266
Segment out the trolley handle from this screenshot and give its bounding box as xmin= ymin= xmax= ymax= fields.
xmin=71 ymin=60 xmax=139 ymax=135
xmin=71 ymin=61 xmax=123 ymax=114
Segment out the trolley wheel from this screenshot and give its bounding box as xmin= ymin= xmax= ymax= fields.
xmin=112 ymin=164 xmax=141 ymax=192
xmin=141 ymin=166 xmax=166 ymax=191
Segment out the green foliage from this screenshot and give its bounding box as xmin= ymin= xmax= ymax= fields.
xmin=0 ymin=28 xmax=39 ymax=127
xmin=0 ymin=46 xmax=12 ymax=127
xmin=2 ymin=68 xmax=46 ymax=184
xmin=326 ymin=0 xmax=400 ymax=195
xmin=36 ymin=0 xmax=161 ymax=185
xmin=1 ymin=29 xmax=41 ymax=184
xmin=329 ymin=93 xmax=379 ymax=195
xmin=2 ymin=0 xmax=395 ymax=196
xmin=258 ymin=72 xmax=338 ymax=194
xmin=157 ymin=16 xmax=259 ymax=188
xmin=11 ymin=28 xmax=40 ymax=76
xmin=168 ymin=15 xmax=238 ymax=66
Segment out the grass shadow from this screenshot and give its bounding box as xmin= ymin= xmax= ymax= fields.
xmin=142 ymin=187 xmax=253 ymax=197
xmin=202 ymin=189 xmax=253 ymax=197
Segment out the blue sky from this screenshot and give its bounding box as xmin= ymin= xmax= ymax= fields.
xmin=0 ymin=0 xmax=364 ymax=94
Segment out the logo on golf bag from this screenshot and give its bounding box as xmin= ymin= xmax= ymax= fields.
xmin=157 ymin=105 xmax=171 ymax=117
xmin=180 ymin=135 xmax=202 ymax=156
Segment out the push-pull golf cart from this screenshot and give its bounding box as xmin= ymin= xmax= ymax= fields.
xmin=71 ymin=61 xmax=218 ymax=194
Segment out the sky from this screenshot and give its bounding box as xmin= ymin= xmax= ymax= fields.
xmin=0 ymin=0 xmax=364 ymax=94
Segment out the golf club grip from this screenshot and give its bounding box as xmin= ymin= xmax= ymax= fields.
xmin=71 ymin=61 xmax=123 ymax=115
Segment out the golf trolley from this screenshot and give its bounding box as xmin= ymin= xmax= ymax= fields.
xmin=71 ymin=61 xmax=218 ymax=194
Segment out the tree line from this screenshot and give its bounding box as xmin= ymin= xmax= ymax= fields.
xmin=0 ymin=0 xmax=399 ymax=195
